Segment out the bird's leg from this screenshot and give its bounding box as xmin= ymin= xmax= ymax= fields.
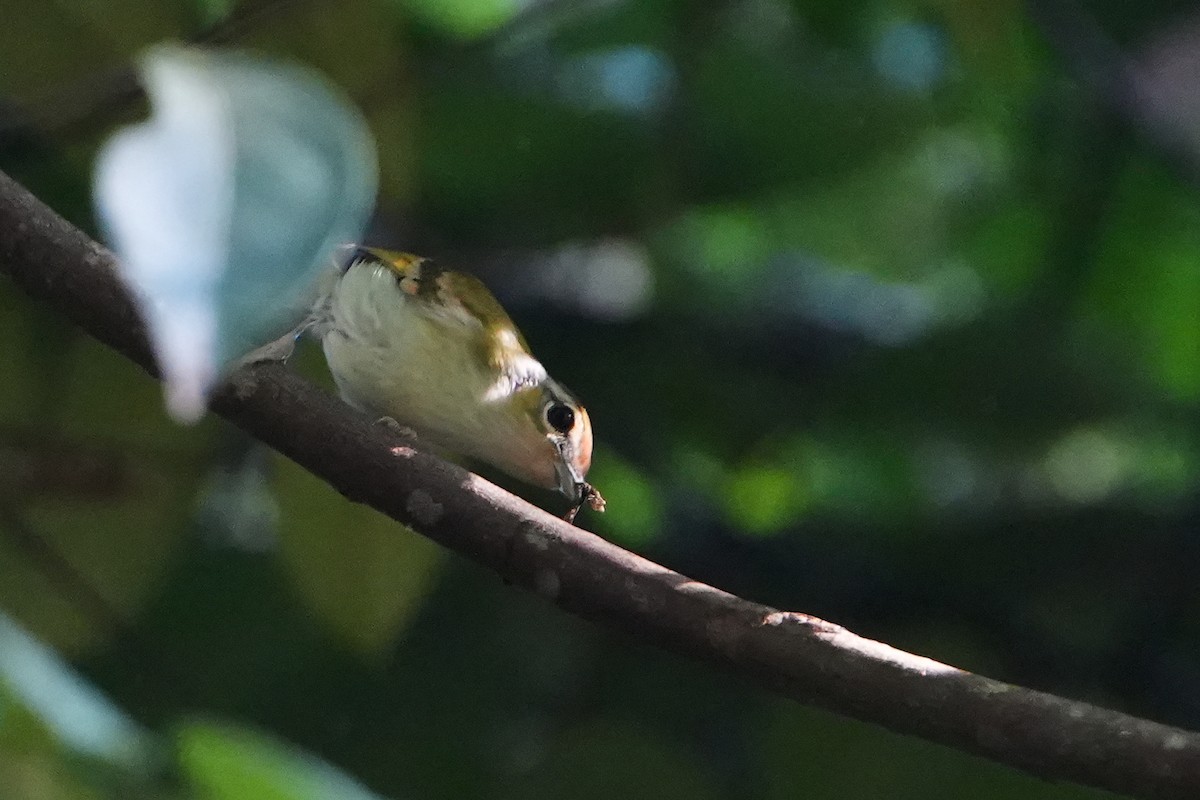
xmin=235 ymin=321 xmax=312 ymax=367
xmin=374 ymin=416 xmax=419 ymax=440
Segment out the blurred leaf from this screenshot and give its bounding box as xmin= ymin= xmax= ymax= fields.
xmin=0 ymin=284 xmax=43 ymax=419
xmin=933 ymin=0 xmax=1040 ymax=115
xmin=656 ymin=205 xmax=774 ymax=304
xmin=4 ymin=470 xmax=188 ymax=655
xmin=686 ymin=38 xmax=930 ymax=199
xmin=1088 ymin=160 xmax=1200 ymax=400
xmin=1134 ymin=12 xmax=1200 ymax=164
xmin=195 ymin=440 xmax=280 ymax=551
xmin=0 ymin=316 xmax=198 ymax=654
xmin=47 ymin=333 xmax=215 ymax=452
xmin=546 ymin=0 xmax=679 ymax=53
xmin=0 ymin=0 xmax=183 ymax=101
xmin=0 ymin=686 xmax=60 ymax=755
xmin=501 ymin=717 xmax=719 ymax=800
xmin=782 ymin=434 xmax=921 ymax=526
xmin=664 ymin=127 xmax=1008 ymax=292
xmin=0 ymin=748 xmax=106 ymax=800
xmin=724 ymin=463 xmax=808 ymax=536
xmin=56 ymin=0 xmax=184 ymax=57
xmin=234 ymin=0 xmax=416 ymax=211
xmin=763 ymin=703 xmax=1111 ymax=800
xmin=177 ymin=720 xmax=387 ymax=800
xmin=392 ymin=0 xmax=522 ymax=39
xmin=586 ymin=448 xmax=663 ymax=547
xmin=1126 ymin=425 xmax=1199 ymax=505
xmin=785 ymin=0 xmax=869 ymax=47
xmin=274 ymin=456 xmax=444 ymax=657
xmin=0 ymin=612 xmax=150 ymax=769
xmin=193 ymin=0 xmax=237 ymax=28
xmin=957 ymin=200 xmax=1049 ymax=296
xmin=93 ymin=44 xmax=377 ymax=421
xmin=417 ymin=80 xmax=656 ymax=243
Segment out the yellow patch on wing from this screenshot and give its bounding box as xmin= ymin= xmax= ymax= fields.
xmin=359 ymin=247 xmax=425 ymax=279
xmin=354 ymin=246 xmax=537 ymax=374
xmin=351 ymin=247 xmax=422 ymax=295
xmin=441 ymin=272 xmax=515 ymax=332
xmin=434 ymin=271 xmax=535 ymax=368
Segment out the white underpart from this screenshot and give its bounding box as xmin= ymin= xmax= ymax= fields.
xmin=319 ymin=263 xmax=558 ymax=489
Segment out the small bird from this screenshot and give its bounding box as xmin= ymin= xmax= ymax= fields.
xmin=308 ymin=247 xmax=604 ymax=521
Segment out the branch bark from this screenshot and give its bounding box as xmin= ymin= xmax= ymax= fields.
xmin=2 ymin=169 xmax=1199 ymax=799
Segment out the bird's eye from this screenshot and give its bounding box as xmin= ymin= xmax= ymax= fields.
xmin=545 ymin=403 xmax=576 ymax=434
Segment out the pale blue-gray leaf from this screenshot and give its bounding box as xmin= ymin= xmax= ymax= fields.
xmin=94 ymin=44 xmax=377 ymax=421
xmin=0 ymin=612 xmax=151 ymax=768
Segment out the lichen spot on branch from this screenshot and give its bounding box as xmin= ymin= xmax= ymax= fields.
xmin=406 ymin=489 xmax=443 ymax=526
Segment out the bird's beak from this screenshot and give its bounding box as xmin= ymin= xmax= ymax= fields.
xmin=552 ymin=438 xmax=585 ymax=502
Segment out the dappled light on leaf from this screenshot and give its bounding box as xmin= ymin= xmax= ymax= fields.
xmin=724 ymin=463 xmax=808 ymax=536
xmin=177 ymin=720 xmax=389 ymax=800
xmin=658 ymin=128 xmax=1002 ymax=340
xmin=392 ymin=0 xmax=524 ymax=38
xmin=870 ymin=18 xmax=951 ymax=93
xmin=554 ymin=46 xmax=676 ymax=116
xmin=1039 ymin=427 xmax=1131 ymax=505
xmin=500 ymin=237 xmax=654 ymax=320
xmin=195 ymin=440 xmax=280 ymax=552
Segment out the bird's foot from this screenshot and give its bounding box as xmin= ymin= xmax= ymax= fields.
xmin=374 ymin=416 xmax=418 ymax=439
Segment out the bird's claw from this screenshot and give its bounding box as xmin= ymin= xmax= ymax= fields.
xmin=374 ymin=416 xmax=418 ymax=439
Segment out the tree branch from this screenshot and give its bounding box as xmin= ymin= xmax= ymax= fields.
xmin=1 ymin=169 xmax=1198 ymax=799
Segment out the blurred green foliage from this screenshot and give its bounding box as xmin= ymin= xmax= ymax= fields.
xmin=2 ymin=0 xmax=1199 ymax=797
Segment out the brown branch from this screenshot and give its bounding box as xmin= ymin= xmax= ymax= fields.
xmin=2 ymin=169 xmax=1199 ymax=799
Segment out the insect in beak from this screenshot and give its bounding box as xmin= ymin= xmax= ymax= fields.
xmin=553 ymin=438 xmax=606 ymax=523
xmin=564 ymin=482 xmax=606 ymax=524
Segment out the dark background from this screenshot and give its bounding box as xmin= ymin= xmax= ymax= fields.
xmin=3 ymin=0 xmax=1199 ymax=797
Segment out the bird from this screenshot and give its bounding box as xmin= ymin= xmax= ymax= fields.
xmin=306 ymin=246 xmax=604 ymax=521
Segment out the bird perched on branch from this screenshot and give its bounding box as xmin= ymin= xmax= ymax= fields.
xmin=306 ymin=246 xmax=604 ymax=522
